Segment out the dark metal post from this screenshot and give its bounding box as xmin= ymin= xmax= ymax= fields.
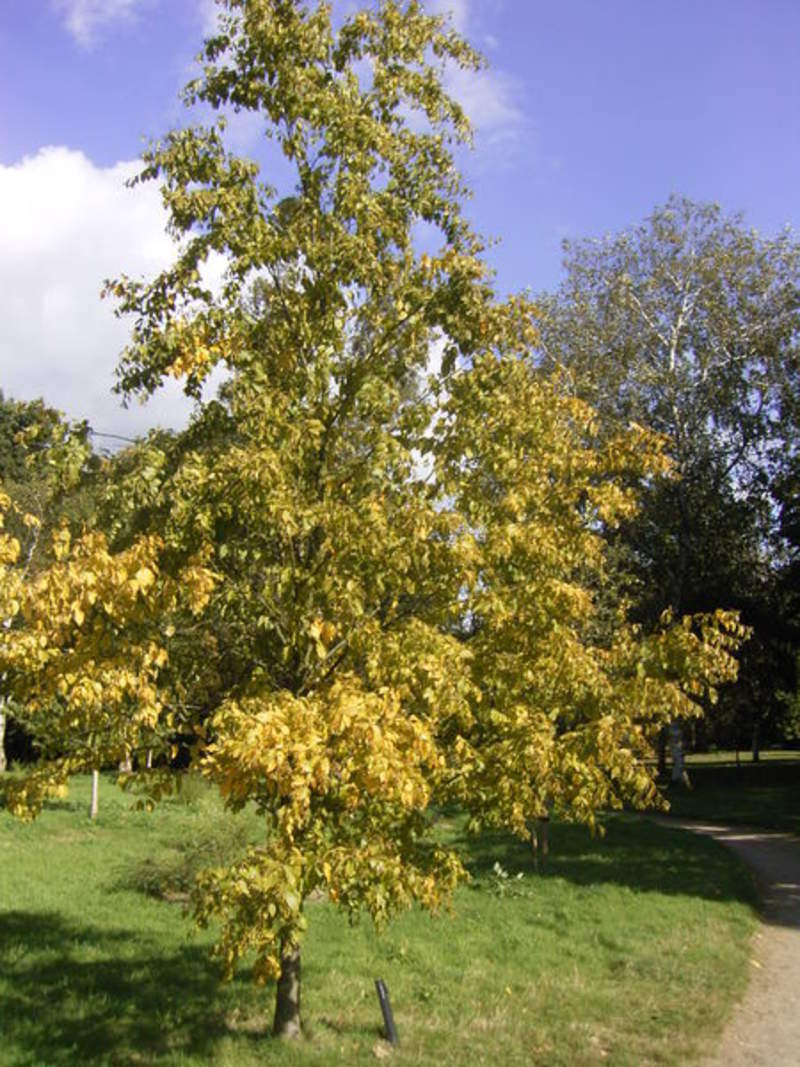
xmin=375 ymin=978 xmax=399 ymax=1045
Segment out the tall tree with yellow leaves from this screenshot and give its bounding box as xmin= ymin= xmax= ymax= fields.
xmin=1 ymin=0 xmax=744 ymax=1038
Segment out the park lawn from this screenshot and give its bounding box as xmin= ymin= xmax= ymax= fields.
xmin=684 ymin=749 xmax=800 ymax=765
xmin=664 ymin=782 xmax=800 ymax=835
xmin=0 ymin=774 xmax=758 ymax=1067
xmin=663 ymin=754 xmax=800 ymax=835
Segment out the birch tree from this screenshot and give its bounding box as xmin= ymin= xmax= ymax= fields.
xmin=535 ymin=197 xmax=800 ymax=776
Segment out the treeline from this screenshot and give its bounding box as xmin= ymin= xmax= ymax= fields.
xmin=4 ymin=196 xmax=798 ymax=772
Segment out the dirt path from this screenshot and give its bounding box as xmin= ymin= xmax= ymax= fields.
xmin=659 ymin=819 xmax=800 ymax=1066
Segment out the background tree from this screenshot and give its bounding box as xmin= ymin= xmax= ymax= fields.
xmin=535 ymin=197 xmax=800 ymax=773
xmin=434 ymin=355 xmax=742 ymax=837
xmin=771 ymin=348 xmax=800 ymax=741
xmin=0 ymin=393 xmax=97 ymax=772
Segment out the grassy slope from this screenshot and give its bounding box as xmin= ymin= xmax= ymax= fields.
xmin=0 ymin=775 xmax=758 ymax=1067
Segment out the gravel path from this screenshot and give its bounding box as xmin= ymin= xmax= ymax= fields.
xmin=659 ymin=819 xmax=800 ymax=1067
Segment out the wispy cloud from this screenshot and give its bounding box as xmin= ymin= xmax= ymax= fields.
xmin=52 ymin=0 xmax=149 ymax=49
xmin=427 ymin=0 xmax=470 ymax=32
xmin=426 ymin=0 xmax=525 ymax=149
xmin=446 ymin=63 xmax=523 ymax=140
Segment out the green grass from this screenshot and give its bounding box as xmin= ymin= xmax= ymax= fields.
xmin=0 ymin=774 xmax=759 ymax=1067
xmin=662 ymin=756 xmax=800 ymax=835
xmin=665 ymin=782 xmax=800 ymax=834
xmin=684 ymin=749 xmax=800 ymax=765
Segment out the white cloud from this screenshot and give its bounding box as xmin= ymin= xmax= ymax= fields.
xmin=0 ymin=147 xmax=206 ymax=439
xmin=52 ymin=0 xmax=150 ymax=48
xmin=427 ymin=0 xmax=470 ymax=32
xmin=425 ymin=0 xmax=524 ymax=146
xmin=445 ymin=63 xmax=522 ymax=138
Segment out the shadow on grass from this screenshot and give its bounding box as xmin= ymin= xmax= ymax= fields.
xmin=664 ymin=782 xmax=800 ymax=837
xmin=455 ymin=815 xmax=762 ymax=912
xmin=0 ymin=910 xmax=267 ymax=1066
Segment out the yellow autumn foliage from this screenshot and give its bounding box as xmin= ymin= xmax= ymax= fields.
xmin=1 ymin=0 xmax=748 ymax=1016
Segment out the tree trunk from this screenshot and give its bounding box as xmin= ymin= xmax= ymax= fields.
xmin=538 ymin=817 xmax=549 ymax=872
xmin=657 ymin=727 xmax=667 ymax=777
xmin=669 ymin=719 xmax=687 ymax=785
xmin=89 ymin=769 xmax=99 ymax=819
xmin=0 ymin=703 xmax=7 ymax=774
xmin=751 ymin=721 xmax=761 ymax=763
xmin=273 ymin=941 xmax=302 ymax=1039
xmin=118 ymin=752 xmax=133 ymax=773
xmin=668 ymin=484 xmax=691 ymax=788
xmin=530 ymin=817 xmax=550 ymax=873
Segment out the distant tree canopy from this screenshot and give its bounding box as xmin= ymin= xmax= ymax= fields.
xmin=0 ymin=394 xmax=101 ymax=770
xmin=0 ymin=392 xmax=98 ymax=558
xmin=534 ymin=195 xmax=800 ymax=757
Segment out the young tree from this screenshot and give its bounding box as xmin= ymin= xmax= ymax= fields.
xmin=1 ymin=3 xmax=743 ymax=1039
xmin=0 ymin=394 xmax=96 ymax=773
xmin=535 ymin=197 xmax=800 ymax=775
xmin=103 ymin=1 xmax=515 ymax=1034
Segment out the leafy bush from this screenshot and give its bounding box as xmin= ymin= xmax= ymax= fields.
xmin=117 ymin=818 xmax=252 ymax=901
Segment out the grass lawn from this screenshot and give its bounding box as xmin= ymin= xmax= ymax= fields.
xmin=0 ymin=774 xmax=758 ymax=1067
xmin=662 ymin=752 xmax=800 ymax=835
xmin=684 ymin=749 xmax=800 ymax=765
xmin=666 ymin=783 xmax=800 ymax=834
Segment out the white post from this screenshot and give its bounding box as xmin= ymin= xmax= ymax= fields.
xmin=0 ymin=702 xmax=7 ymax=773
xmin=89 ymin=769 xmax=99 ymax=819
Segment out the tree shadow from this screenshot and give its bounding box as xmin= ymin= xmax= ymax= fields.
xmin=455 ymin=815 xmax=767 ymax=916
xmin=652 ymin=818 xmax=800 ymax=930
xmin=0 ymin=910 xmax=267 ymax=1066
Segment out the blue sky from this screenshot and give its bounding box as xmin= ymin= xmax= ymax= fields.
xmin=2 ymin=0 xmax=799 ymax=436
